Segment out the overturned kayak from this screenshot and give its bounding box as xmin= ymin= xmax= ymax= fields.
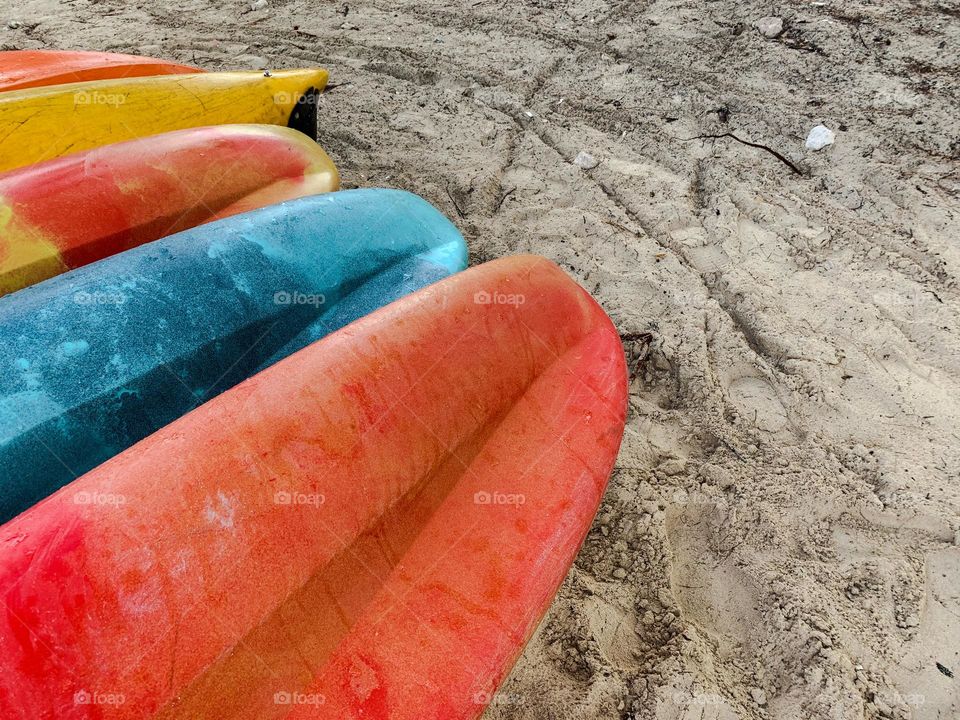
xmin=0 ymin=49 xmax=198 ymax=92
xmin=0 ymin=189 xmax=466 ymax=522
xmin=0 ymin=255 xmax=627 ymax=719
xmin=0 ymin=68 xmax=326 ymax=172
xmin=0 ymin=124 xmax=339 ymax=295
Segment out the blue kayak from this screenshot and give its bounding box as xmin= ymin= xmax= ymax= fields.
xmin=0 ymin=189 xmax=466 ymax=522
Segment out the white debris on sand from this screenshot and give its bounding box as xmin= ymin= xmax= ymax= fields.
xmin=573 ymin=151 xmax=599 ymax=169
xmin=755 ymin=16 xmax=784 ymax=38
xmin=805 ymin=124 xmax=836 ymax=150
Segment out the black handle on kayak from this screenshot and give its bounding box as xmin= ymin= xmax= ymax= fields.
xmin=288 ymin=86 xmax=320 ymax=140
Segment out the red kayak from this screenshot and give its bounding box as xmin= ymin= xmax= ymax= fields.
xmin=0 ymin=124 xmax=339 ymax=295
xmin=0 ymin=256 xmax=627 ymax=719
xmin=0 ymin=49 xmax=198 ymax=92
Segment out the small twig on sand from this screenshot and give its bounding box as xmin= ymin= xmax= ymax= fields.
xmin=445 ymin=185 xmax=466 ymax=218
xmin=721 ymin=438 xmax=745 ymax=461
xmin=494 ymin=187 xmax=516 ymax=212
xmin=683 ymin=132 xmax=805 ymax=176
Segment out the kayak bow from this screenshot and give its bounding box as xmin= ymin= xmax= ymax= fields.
xmin=0 ymin=68 xmax=326 ymax=172
xmin=0 ymin=124 xmax=339 ymax=295
xmin=0 ymin=49 xmax=198 ymax=92
xmin=0 ymin=255 xmax=627 ymax=719
xmin=0 ymin=189 xmax=466 ymax=522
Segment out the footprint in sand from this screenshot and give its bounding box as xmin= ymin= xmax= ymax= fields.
xmin=727 ymin=375 xmax=789 ymax=433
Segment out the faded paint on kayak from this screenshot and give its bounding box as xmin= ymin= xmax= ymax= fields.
xmin=0 ymin=189 xmax=467 ymax=522
xmin=0 ymin=49 xmax=198 ymax=92
xmin=0 ymin=124 xmax=339 ymax=295
xmin=0 ymin=255 xmax=627 ymax=720
xmin=0 ymin=68 xmax=327 ymax=172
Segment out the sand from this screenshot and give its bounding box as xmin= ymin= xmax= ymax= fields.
xmin=4 ymin=0 xmax=959 ymax=718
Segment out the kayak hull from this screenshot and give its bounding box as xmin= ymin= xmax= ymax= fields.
xmin=0 ymin=189 xmax=466 ymax=521
xmin=0 ymin=69 xmax=327 ymax=172
xmin=0 ymin=49 xmax=198 ymax=92
xmin=0 ymin=256 xmax=627 ymax=719
xmin=0 ymin=124 xmax=339 ymax=295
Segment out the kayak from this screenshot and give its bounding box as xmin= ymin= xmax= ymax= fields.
xmin=0 ymin=124 xmax=339 ymax=295
xmin=0 ymin=255 xmax=627 ymax=719
xmin=0 ymin=189 xmax=466 ymax=522
xmin=0 ymin=49 xmax=198 ymax=92
xmin=0 ymin=68 xmax=326 ymax=172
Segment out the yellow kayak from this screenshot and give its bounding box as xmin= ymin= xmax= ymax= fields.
xmin=0 ymin=68 xmax=327 ymax=172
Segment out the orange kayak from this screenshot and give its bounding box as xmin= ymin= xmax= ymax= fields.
xmin=0 ymin=124 xmax=339 ymax=295
xmin=0 ymin=49 xmax=198 ymax=91
xmin=0 ymin=255 xmax=627 ymax=719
